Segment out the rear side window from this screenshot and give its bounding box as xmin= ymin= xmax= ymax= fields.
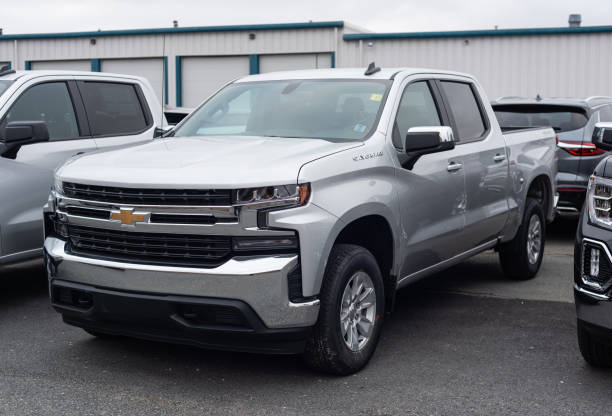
xmin=493 ymin=104 xmax=588 ymax=133
xmin=5 ymin=82 xmax=79 ymax=141
xmin=440 ymin=81 xmax=487 ymax=141
xmin=78 ymin=82 xmax=149 ymax=136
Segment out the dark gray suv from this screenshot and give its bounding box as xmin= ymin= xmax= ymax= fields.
xmin=493 ymin=97 xmax=612 ymax=212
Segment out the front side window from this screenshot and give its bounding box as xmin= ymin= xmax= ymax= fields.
xmin=4 ymin=82 xmax=79 ymax=141
xmin=78 ymin=82 xmax=148 ymax=136
xmin=393 ymin=81 xmax=441 ymax=148
xmin=440 ymin=81 xmax=487 ymax=141
xmin=173 ymin=79 xmax=391 ymax=142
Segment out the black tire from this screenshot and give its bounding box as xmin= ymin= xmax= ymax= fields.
xmin=303 ymin=244 xmax=385 ymax=375
xmin=499 ymin=197 xmax=545 ymax=280
xmin=577 ymin=321 xmax=612 ymax=367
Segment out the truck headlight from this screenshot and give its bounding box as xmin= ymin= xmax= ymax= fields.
xmin=588 ymin=175 xmax=612 ymax=229
xmin=53 ymin=175 xmax=63 ymax=195
xmin=234 ymin=184 xmax=310 ymax=208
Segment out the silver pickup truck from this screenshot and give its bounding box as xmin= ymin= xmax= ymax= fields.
xmin=44 ymin=66 xmax=557 ymax=375
xmin=0 ymin=69 xmax=164 ymax=267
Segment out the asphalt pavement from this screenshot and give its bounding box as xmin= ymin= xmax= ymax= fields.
xmin=1 ymin=215 xmax=611 ymax=415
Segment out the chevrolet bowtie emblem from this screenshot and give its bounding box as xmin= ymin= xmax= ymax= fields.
xmin=110 ymin=208 xmax=149 ymax=226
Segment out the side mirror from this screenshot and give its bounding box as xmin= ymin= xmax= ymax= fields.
xmin=154 ymin=126 xmax=174 ymax=138
xmin=402 ymin=126 xmax=455 ymax=170
xmin=0 ymin=121 xmax=50 ymax=159
xmin=592 ymin=122 xmax=612 ymax=151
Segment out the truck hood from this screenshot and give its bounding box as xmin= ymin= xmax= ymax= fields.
xmin=56 ymin=136 xmax=361 ymax=188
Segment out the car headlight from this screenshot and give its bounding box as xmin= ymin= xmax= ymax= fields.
xmin=53 ymin=175 xmax=63 ymax=195
xmin=588 ymin=175 xmax=612 ymax=229
xmin=234 ymin=183 xmax=310 ymax=208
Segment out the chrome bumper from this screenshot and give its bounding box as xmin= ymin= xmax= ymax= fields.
xmin=44 ymin=237 xmax=319 ymax=329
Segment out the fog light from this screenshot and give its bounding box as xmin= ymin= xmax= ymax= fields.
xmin=590 ymin=247 xmax=600 ymax=277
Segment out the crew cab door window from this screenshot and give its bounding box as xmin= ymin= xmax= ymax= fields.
xmin=78 ymin=82 xmax=150 ymax=136
xmin=393 ymin=81 xmax=441 ymax=148
xmin=439 ymin=81 xmax=487 ymax=142
xmin=4 ymin=82 xmax=79 ymax=140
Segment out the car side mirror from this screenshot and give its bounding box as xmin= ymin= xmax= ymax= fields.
xmin=402 ymin=126 xmax=455 ymax=170
xmin=592 ymin=122 xmax=612 ymax=151
xmin=0 ymin=121 xmax=50 ymax=159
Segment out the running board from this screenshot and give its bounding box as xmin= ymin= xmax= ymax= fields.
xmin=397 ymin=238 xmax=500 ymax=288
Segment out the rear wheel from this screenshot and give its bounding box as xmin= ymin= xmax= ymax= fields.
xmin=303 ymin=244 xmax=384 ymax=375
xmin=577 ymin=321 xmax=612 ymax=367
xmin=499 ymin=197 xmax=545 ymax=280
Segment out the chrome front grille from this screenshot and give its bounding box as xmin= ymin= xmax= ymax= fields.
xmin=63 ymin=182 xmax=232 ymax=206
xmin=66 ymin=225 xmax=232 ymax=268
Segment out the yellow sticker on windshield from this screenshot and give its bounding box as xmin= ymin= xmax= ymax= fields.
xmin=370 ymin=93 xmax=383 ymax=102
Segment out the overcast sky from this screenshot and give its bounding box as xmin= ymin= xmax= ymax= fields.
xmin=2 ymin=0 xmax=612 ymax=35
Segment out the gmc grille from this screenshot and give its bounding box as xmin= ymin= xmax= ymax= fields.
xmin=63 ymin=182 xmax=232 ymax=206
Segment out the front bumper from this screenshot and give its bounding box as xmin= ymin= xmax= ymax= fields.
xmin=50 ymin=279 xmax=311 ymax=354
xmin=574 ymin=210 xmax=612 ymax=334
xmin=45 ymin=237 xmax=319 ymax=331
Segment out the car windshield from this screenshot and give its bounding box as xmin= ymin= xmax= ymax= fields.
xmin=493 ymin=104 xmax=588 ymax=133
xmin=173 ymin=79 xmax=391 ymax=142
xmin=0 ymin=80 xmax=12 ymax=97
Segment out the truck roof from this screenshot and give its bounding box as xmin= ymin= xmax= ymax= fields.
xmin=0 ymin=69 xmax=149 ymax=83
xmin=237 ymin=67 xmax=475 ymax=82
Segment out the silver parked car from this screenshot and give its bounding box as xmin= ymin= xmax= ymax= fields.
xmin=492 ymin=96 xmax=612 ymax=213
xmin=0 ymin=69 xmax=165 ymax=267
xmin=45 ymin=67 xmax=557 ymax=374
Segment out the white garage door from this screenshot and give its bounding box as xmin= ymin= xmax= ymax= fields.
xmin=259 ymin=53 xmax=332 ymax=73
xmin=101 ymin=58 xmax=164 ymax=104
xmin=31 ymin=60 xmax=90 ymax=71
xmin=181 ymin=56 xmax=250 ymax=108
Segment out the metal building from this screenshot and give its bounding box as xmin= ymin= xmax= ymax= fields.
xmin=2 ymin=20 xmax=612 ymax=107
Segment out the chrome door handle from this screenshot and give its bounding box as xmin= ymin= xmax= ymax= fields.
xmin=447 ymin=162 xmax=463 ymax=172
xmin=493 ymin=154 xmax=506 ymax=162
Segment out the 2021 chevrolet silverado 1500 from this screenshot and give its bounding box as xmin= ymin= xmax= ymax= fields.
xmin=0 ymin=69 xmax=165 ymax=267
xmin=574 ymin=122 xmax=612 ymax=367
xmin=44 ymin=66 xmax=557 ymax=374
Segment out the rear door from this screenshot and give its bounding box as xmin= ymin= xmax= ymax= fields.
xmin=76 ymin=80 xmax=156 ymax=150
xmin=437 ymin=79 xmax=509 ymax=248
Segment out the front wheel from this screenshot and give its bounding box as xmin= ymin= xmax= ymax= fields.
xmin=499 ymin=197 xmax=545 ymax=280
xmin=577 ymin=321 xmax=612 ymax=367
xmin=303 ymin=244 xmax=385 ymax=375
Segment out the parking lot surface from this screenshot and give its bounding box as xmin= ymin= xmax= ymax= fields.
xmin=1 ymin=215 xmax=611 ymax=415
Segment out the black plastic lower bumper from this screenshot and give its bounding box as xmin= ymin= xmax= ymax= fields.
xmin=50 ymin=279 xmax=312 ymax=354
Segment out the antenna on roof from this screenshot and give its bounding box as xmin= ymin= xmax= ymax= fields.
xmin=536 ymin=94 xmax=542 ymax=101
xmin=364 ymin=62 xmax=381 ymax=76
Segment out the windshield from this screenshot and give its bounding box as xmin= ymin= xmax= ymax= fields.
xmin=0 ymin=80 xmax=12 ymax=97
xmin=173 ymin=79 xmax=391 ymax=141
xmin=493 ymin=104 xmax=588 ymax=132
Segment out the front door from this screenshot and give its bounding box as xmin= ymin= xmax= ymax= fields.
xmin=392 ymin=80 xmax=467 ymax=278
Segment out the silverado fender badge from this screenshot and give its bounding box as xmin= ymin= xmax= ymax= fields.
xmin=353 ymin=151 xmax=383 ymax=162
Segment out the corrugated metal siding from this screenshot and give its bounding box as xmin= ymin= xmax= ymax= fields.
xmin=3 ymin=25 xmax=612 ymax=104
xmin=338 ymin=32 xmax=612 ymax=99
